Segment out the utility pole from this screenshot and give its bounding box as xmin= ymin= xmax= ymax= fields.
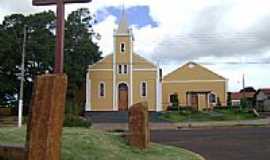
xmin=242 ymin=73 xmax=245 ymax=89
xmin=241 ymin=73 xmax=246 ymax=111
xmin=18 ymin=26 xmax=26 ymax=128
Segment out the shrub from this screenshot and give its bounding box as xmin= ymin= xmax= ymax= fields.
xmin=64 ymin=101 xmax=91 ymax=128
xmin=167 ymin=105 xmax=179 ymax=111
xmin=179 ymin=106 xmax=194 ymax=114
xmin=64 ymin=115 xmax=91 ymax=128
xmin=167 ymin=106 xmax=195 ymax=115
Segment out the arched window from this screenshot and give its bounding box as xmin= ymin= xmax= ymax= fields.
xmin=118 ymin=65 xmax=122 ymax=74
xmin=120 ymin=42 xmax=125 ymax=53
xmin=209 ymin=93 xmax=216 ymax=103
xmin=99 ymin=82 xmax=105 ymax=97
xmin=169 ymin=93 xmax=179 ymax=107
xmin=141 ymin=81 xmax=147 ymax=97
xmin=124 ymin=65 xmax=128 ymax=74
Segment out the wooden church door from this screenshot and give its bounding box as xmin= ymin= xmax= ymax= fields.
xmin=191 ymin=94 xmax=199 ymax=110
xmin=118 ymin=83 xmax=128 ymax=111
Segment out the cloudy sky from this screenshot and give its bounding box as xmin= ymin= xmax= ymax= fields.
xmin=1 ymin=0 xmax=270 ymax=91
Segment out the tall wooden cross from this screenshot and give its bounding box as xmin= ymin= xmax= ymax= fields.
xmin=33 ymin=0 xmax=91 ymax=73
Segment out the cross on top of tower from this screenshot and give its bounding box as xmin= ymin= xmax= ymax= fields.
xmin=116 ymin=3 xmax=129 ymax=35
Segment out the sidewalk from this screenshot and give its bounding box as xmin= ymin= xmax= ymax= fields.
xmin=92 ymin=117 xmax=270 ymax=131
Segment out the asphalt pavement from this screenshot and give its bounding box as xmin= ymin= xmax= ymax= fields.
xmin=151 ymin=127 xmax=270 ymax=160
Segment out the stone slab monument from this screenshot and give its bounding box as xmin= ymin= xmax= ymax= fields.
xmin=25 ymin=74 xmax=67 ymax=160
xmin=0 ymin=74 xmax=67 ymax=160
xmin=128 ymin=102 xmax=150 ymax=149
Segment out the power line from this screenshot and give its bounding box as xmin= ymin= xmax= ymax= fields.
xmin=196 ymin=61 xmax=270 ymax=65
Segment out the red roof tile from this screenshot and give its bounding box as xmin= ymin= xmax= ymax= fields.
xmin=231 ymin=92 xmax=241 ymax=100
xmin=258 ymin=88 xmax=270 ymax=95
xmin=231 ymin=91 xmax=256 ymax=100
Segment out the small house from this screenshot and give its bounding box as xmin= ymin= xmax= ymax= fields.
xmin=231 ymin=88 xmax=256 ymax=108
xmin=255 ymin=89 xmax=270 ymax=112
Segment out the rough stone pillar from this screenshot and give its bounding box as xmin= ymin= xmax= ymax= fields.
xmin=25 ymin=74 xmax=67 ymax=160
xmin=128 ymin=102 xmax=150 ymax=149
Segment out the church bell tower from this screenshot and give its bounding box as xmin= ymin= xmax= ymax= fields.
xmin=112 ymin=8 xmax=135 ymax=110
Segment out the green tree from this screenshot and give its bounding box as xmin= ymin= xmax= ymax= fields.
xmin=0 ymin=14 xmax=24 ymax=105
xmin=0 ymin=11 xmax=55 ymax=112
xmin=227 ymin=92 xmax=232 ymax=110
xmin=64 ymin=8 xmax=102 ymax=106
xmin=0 ymin=8 xmax=101 ymax=111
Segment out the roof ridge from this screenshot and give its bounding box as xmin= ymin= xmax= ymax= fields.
xmin=133 ymin=53 xmax=157 ymax=67
xmin=163 ymin=61 xmax=226 ymax=80
xmin=192 ymin=62 xmax=226 ymax=80
xmin=88 ymin=54 xmax=113 ymax=69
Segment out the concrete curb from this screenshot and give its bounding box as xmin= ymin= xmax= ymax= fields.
xmin=176 ymin=118 xmax=270 ymax=129
xmin=191 ymin=151 xmax=206 ymax=160
xmin=179 ymin=147 xmax=206 ymax=160
xmin=92 ymin=118 xmax=270 ymax=131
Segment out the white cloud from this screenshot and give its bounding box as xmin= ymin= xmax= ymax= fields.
xmin=0 ymin=0 xmax=55 ymax=22
xmin=1 ymin=0 xmax=270 ymax=91
xmin=93 ymin=15 xmax=117 ymax=56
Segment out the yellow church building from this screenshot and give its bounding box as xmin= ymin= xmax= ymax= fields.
xmin=85 ymin=11 xmax=228 ymax=112
xmin=85 ymin=12 xmax=162 ymax=112
xmin=162 ymin=62 xmax=228 ymax=111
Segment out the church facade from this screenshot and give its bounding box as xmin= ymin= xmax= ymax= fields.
xmin=162 ymin=62 xmax=228 ymax=111
xmin=85 ymin=12 xmax=228 ymax=112
xmin=85 ymin=12 xmax=162 ymax=112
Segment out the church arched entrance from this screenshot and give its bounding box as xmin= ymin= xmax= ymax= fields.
xmin=118 ymin=83 xmax=128 ymax=111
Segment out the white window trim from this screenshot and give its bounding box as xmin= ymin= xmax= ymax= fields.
xmin=209 ymin=92 xmax=217 ymax=105
xmin=140 ymin=81 xmax=147 ymax=98
xmin=98 ymin=81 xmax=106 ymax=98
xmin=120 ymin=42 xmax=126 ymax=53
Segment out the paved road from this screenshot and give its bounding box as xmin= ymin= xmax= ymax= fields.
xmin=151 ymin=127 xmax=270 ymax=160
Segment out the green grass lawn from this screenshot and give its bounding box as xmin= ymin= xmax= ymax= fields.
xmin=160 ymin=109 xmax=258 ymax=122
xmin=0 ymin=127 xmax=203 ymax=160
